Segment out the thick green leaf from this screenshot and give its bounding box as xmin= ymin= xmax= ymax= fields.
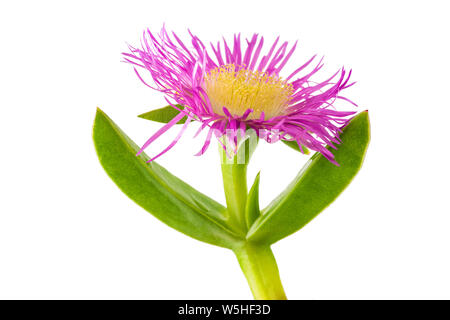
xmin=247 ymin=111 xmax=370 ymax=244
xmin=93 ymin=108 xmax=242 ymax=249
xmin=245 ymin=172 xmax=261 ymax=229
xmin=282 ymin=140 xmax=310 ymax=155
xmin=138 ymin=105 xmax=188 ymax=124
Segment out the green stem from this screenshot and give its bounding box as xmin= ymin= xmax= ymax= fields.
xmin=219 ymin=136 xmax=257 ymax=234
xmin=221 ymin=161 xmax=248 ymax=234
xmin=219 ymin=138 xmax=285 ymax=299
xmin=234 ymin=242 xmax=287 ymax=300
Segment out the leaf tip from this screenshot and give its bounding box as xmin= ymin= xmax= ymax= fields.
xmin=303 ymin=147 xmax=311 ymax=155
xmin=137 ymin=111 xmax=148 ymax=119
xmin=255 ymin=171 xmax=261 ymax=183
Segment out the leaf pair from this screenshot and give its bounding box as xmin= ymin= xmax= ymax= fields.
xmin=93 ymin=106 xmax=369 ymax=248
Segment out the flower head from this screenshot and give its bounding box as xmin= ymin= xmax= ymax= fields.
xmin=123 ymin=27 xmax=357 ymax=165
xmin=204 ymin=64 xmax=294 ymax=120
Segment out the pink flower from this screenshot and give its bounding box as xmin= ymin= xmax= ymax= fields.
xmin=123 ymin=27 xmax=357 ymax=165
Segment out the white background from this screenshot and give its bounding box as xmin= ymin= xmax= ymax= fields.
xmin=1 ymin=0 xmax=449 ymax=299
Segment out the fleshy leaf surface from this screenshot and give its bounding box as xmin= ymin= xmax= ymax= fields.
xmin=138 ymin=105 xmax=188 ymax=124
xmin=93 ymin=108 xmax=241 ymax=249
xmin=247 ymin=111 xmax=370 ymax=244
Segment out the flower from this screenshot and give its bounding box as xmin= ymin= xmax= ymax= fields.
xmin=123 ymin=27 xmax=357 ymax=165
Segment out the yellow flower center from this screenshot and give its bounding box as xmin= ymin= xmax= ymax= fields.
xmin=203 ymin=64 xmax=293 ymax=120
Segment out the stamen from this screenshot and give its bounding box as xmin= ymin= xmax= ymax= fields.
xmin=203 ymin=64 xmax=293 ymax=120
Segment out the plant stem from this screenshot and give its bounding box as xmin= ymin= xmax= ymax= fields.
xmin=234 ymin=242 xmax=287 ymax=300
xmin=221 ymin=161 xmax=248 ymax=234
xmin=219 ymin=135 xmax=258 ymax=234
xmin=219 ymin=138 xmax=285 ymax=299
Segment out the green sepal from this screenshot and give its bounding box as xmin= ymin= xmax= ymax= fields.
xmin=282 ymin=140 xmax=310 ymax=155
xmin=245 ymin=172 xmax=261 ymax=230
xmin=93 ymin=108 xmax=242 ymax=249
xmin=138 ymin=105 xmax=188 ymax=124
xmin=247 ymin=111 xmax=370 ymax=244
